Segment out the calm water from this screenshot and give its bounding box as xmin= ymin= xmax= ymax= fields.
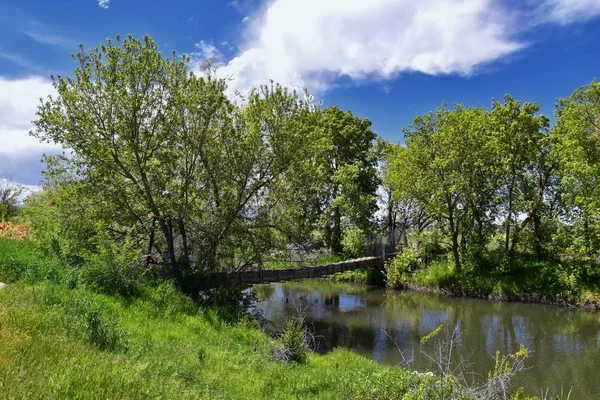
xmin=253 ymin=280 xmax=600 ymax=399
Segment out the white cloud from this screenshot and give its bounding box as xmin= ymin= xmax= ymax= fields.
xmin=98 ymin=0 xmax=110 ymax=9
xmin=216 ymin=0 xmax=524 ymax=95
xmin=541 ymin=0 xmax=600 ymax=25
xmin=242 ymin=16 xmax=250 ymax=22
xmin=22 ymin=30 xmax=75 ymax=49
xmin=0 ymin=77 xmax=59 ymax=186
xmin=193 ymin=40 xmax=224 ymax=63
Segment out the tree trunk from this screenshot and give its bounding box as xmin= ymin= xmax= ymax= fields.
xmin=447 ymin=203 xmax=462 ymax=274
xmin=146 ymin=216 xmax=156 ymax=267
xmin=505 ymin=185 xmax=514 ymax=253
xmin=178 ymin=219 xmax=189 ymax=262
xmin=160 ymin=219 xmax=182 ymax=285
xmin=451 ymin=230 xmax=462 ymax=274
xmin=331 ymin=206 xmax=343 ymax=254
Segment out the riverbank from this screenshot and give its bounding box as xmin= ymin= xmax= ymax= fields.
xmin=331 ymin=259 xmax=600 ymax=311
xmin=0 ymin=238 xmax=525 ymax=399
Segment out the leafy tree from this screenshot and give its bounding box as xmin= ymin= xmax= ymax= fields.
xmin=401 ymin=103 xmax=489 ymax=273
xmin=381 ymin=142 xmax=432 ymax=250
xmin=31 ymin=35 xmax=319 ymax=284
xmin=318 ymin=106 xmax=379 ymax=254
xmin=553 ymin=80 xmax=600 ymax=259
xmin=0 ymin=179 xmax=24 ymax=220
xmin=488 ymin=95 xmax=550 ymax=261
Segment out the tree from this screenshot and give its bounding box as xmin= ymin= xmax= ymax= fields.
xmin=32 ymin=35 xmax=320 ymax=285
xmin=401 ymin=103 xmax=490 ymax=273
xmin=553 ymin=80 xmax=600 ymax=259
xmin=0 ymin=179 xmax=23 ymax=220
xmin=381 ymin=142 xmax=432 ymax=250
xmin=488 ymin=95 xmax=550 ymax=261
xmin=318 ymin=106 xmax=379 ymax=254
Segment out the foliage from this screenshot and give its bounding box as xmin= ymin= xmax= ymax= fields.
xmin=0 ymin=239 xmax=536 ymax=400
xmin=552 ymin=80 xmax=600 ymax=259
xmin=341 ymin=225 xmax=367 ymax=258
xmin=31 ymin=34 xmax=322 ymax=285
xmin=272 ymin=313 xmax=312 ymax=364
xmin=330 ymin=267 xmax=385 ymax=285
xmin=198 ymin=280 xmax=257 ymax=323
xmin=318 ymin=106 xmax=380 ymax=254
xmin=0 ymin=179 xmax=23 ymax=220
xmin=79 ymin=234 xmax=143 ymax=296
xmin=385 ymin=251 xmax=420 ymax=288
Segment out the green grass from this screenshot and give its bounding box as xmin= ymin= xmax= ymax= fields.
xmin=0 ymin=238 xmax=547 ymax=399
xmin=329 ymin=268 xmax=385 ymax=285
xmin=0 ymin=238 xmax=463 ymax=399
xmin=401 ymin=256 xmax=600 ymax=306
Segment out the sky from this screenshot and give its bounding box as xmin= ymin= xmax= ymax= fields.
xmin=1 ymin=0 xmax=600 ymax=187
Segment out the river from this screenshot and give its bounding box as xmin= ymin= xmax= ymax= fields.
xmin=253 ymin=280 xmax=600 ymax=398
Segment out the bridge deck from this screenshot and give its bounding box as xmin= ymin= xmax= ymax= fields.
xmin=199 ymin=256 xmax=386 ymax=290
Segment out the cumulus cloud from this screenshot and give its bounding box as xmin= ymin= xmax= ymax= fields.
xmin=216 ymin=0 xmax=524 ymax=94
xmin=98 ymin=0 xmax=110 ymax=9
xmin=0 ymin=77 xmax=59 ymax=186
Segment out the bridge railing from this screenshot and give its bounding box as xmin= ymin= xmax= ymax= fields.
xmin=195 ymin=256 xmax=388 ymax=291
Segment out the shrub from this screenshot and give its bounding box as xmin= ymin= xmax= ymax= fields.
xmin=342 ymin=225 xmax=366 ymax=258
xmin=272 ymin=314 xmax=312 ymax=364
xmin=140 ymin=281 xmax=198 ymax=318
xmin=199 ymin=280 xmax=256 ymax=323
xmin=385 ymin=251 xmax=420 ymax=287
xmin=80 ymin=236 xmax=143 ymax=296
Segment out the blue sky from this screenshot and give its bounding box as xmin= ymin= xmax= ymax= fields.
xmin=1 ymin=0 xmax=600 ymax=186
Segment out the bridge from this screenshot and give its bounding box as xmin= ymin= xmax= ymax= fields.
xmin=196 ymin=255 xmax=393 ymax=290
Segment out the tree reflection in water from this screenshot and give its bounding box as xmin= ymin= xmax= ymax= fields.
xmin=254 ymin=280 xmax=600 ymax=398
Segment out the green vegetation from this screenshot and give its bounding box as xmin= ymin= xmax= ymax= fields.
xmin=329 ymin=267 xmax=385 ymax=285
xmin=0 ymin=238 xmax=537 ymax=399
xmin=381 ymin=82 xmax=600 ymax=305
xmin=3 ymin=32 xmax=599 ymax=398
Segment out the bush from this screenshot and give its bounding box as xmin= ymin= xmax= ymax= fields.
xmin=140 ymin=281 xmax=198 ymax=318
xmin=199 ymin=280 xmax=256 ymax=322
xmin=80 ymin=236 xmax=143 ymax=296
xmin=342 ymin=225 xmax=366 ymax=258
xmin=385 ymin=251 xmax=420 ymax=287
xmin=273 ymin=314 xmax=312 ymax=363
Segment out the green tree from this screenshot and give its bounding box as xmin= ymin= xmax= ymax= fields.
xmin=318 ymin=106 xmax=379 ymax=254
xmin=401 ymin=103 xmax=490 ymax=273
xmin=31 ymin=35 xmax=319 ymax=284
xmin=489 ymin=95 xmax=550 ymax=261
xmin=553 ymin=80 xmax=600 ymax=259
xmin=0 ymin=179 xmax=23 ymax=220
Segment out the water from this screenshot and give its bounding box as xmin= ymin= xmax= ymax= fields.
xmin=253 ymin=280 xmax=600 ymax=398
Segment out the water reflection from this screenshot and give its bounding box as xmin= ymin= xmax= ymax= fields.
xmin=254 ymin=280 xmax=600 ymax=398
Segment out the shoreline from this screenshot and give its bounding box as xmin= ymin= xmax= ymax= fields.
xmin=393 ymin=282 xmax=600 ymax=312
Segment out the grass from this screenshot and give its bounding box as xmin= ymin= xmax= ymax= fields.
xmin=396 ymin=255 xmax=600 ymax=307
xmin=0 ymin=237 xmax=466 ymax=399
xmin=329 ymin=267 xmax=385 ymax=285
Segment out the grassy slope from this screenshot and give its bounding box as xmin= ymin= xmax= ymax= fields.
xmin=0 ymin=238 xmax=443 ymax=400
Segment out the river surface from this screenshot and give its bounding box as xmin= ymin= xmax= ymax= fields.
xmin=253 ymin=280 xmax=600 ymax=399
